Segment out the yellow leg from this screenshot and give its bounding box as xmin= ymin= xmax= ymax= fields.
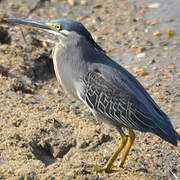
xmin=118 ymin=129 xmax=135 ymax=168
xmin=94 ymin=130 xmax=128 ymax=172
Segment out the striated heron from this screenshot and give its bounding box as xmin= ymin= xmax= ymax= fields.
xmin=4 ymin=17 xmax=180 ymax=172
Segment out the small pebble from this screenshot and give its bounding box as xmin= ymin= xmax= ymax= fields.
xmin=156 ymin=53 xmax=161 ymax=56
xmin=136 ymin=168 xmax=148 ymax=173
xmin=152 ymin=66 xmax=158 ymax=71
xmin=44 ymin=90 xmax=51 ymax=95
xmin=67 ymin=0 xmax=76 ymax=6
xmin=147 ymin=20 xmax=159 ymax=25
xmin=158 ymin=95 xmax=165 ymax=100
xmin=132 ymin=66 xmax=149 ymax=76
xmin=133 ymin=66 xmax=145 ymax=73
xmin=25 ymin=94 xmax=34 ymax=98
xmin=165 ymin=29 xmax=174 ymax=37
xmin=149 ymin=59 xmax=156 ymax=64
xmin=135 ymin=52 xmax=146 ymax=59
xmin=153 ymin=31 xmax=161 ymax=36
xmin=140 ymin=71 xmax=149 ymax=76
xmin=51 ymin=0 xmax=60 ymax=3
xmin=42 ymin=41 xmax=48 ymax=47
xmin=137 ymin=47 xmax=145 ymax=52
xmin=93 ymin=4 xmax=102 ymax=9
xmin=148 ymin=3 xmax=160 ymax=8
xmin=54 ymin=88 xmax=61 ymax=94
xmin=80 ymin=0 xmax=88 ymax=6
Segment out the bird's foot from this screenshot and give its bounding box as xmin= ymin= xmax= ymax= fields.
xmin=85 ymin=163 xmax=125 ymax=173
xmin=90 ymin=165 xmax=112 ymax=173
xmin=70 ymin=163 xmax=127 ymax=174
xmin=69 ymin=164 xmax=111 ymax=173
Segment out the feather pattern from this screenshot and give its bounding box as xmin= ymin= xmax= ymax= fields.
xmin=81 ymin=71 xmax=153 ymax=130
xmin=79 ymin=67 xmax=178 ymax=146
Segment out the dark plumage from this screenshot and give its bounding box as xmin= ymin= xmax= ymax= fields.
xmin=4 ymin=17 xmax=179 ymax=172
xmin=82 ymin=60 xmax=178 ymax=146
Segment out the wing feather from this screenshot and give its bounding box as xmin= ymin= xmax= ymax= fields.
xmin=81 ymin=70 xmax=153 ymax=131
xmin=78 ymin=61 xmax=178 ymax=146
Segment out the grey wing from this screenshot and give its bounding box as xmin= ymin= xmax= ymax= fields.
xmin=79 ymin=70 xmax=154 ymax=132
xmin=78 ymin=67 xmax=178 ymax=146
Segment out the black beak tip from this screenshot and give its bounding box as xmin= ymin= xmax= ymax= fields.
xmin=1 ymin=18 xmax=51 ymax=31
xmin=2 ymin=18 xmax=19 ymax=24
xmin=2 ymin=18 xmax=23 ymax=23
xmin=0 ymin=17 xmax=9 ymax=23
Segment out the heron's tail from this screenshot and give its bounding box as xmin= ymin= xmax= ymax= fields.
xmin=152 ymin=117 xmax=179 ymax=146
xmin=154 ymin=128 xmax=178 ymax=146
xmin=176 ymin=132 xmax=180 ymax=141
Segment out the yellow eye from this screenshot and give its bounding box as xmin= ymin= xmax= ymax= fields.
xmin=55 ymin=24 xmax=62 ymax=31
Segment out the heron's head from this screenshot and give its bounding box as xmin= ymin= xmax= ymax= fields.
xmin=4 ymin=18 xmax=104 ymax=52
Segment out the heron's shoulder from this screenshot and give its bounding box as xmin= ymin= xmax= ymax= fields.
xmin=88 ymin=59 xmax=166 ymax=118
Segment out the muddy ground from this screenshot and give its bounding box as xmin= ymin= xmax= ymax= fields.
xmin=0 ymin=0 xmax=180 ymax=179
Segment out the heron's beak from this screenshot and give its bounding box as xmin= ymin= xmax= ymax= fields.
xmin=4 ymin=18 xmax=52 ymax=32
